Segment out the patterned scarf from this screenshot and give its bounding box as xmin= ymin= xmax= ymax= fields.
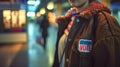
xmin=64 ymin=12 xmax=79 ymax=35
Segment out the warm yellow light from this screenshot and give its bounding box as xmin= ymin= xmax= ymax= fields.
xmin=36 ymin=12 xmax=41 ymax=17
xmin=102 ymin=0 xmax=110 ymax=6
xmin=47 ymin=2 xmax=54 ymax=10
xmin=3 ymin=10 xmax=26 ymax=28
xmin=19 ymin=10 xmax=26 ymax=27
xmin=40 ymin=8 xmax=46 ymax=15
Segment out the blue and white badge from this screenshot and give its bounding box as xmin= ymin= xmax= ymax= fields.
xmin=78 ymin=39 xmax=92 ymax=53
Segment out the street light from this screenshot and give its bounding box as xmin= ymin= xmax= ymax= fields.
xmin=47 ymin=2 xmax=54 ymax=10
xmin=40 ymin=8 xmax=46 ymax=15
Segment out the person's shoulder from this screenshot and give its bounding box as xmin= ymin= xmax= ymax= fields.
xmin=96 ymin=11 xmax=117 ymax=21
xmin=97 ymin=11 xmax=111 ymax=17
xmin=98 ymin=10 xmax=117 ymax=19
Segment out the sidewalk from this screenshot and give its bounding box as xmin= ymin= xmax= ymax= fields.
xmin=0 ymin=21 xmax=58 ymax=67
xmin=28 ymin=22 xmax=58 ymax=67
xmin=0 ymin=43 xmax=28 ymax=67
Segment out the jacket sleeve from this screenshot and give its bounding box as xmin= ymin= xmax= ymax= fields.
xmin=93 ymin=12 xmax=120 ymax=67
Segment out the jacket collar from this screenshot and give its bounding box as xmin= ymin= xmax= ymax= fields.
xmin=56 ymin=1 xmax=111 ymax=22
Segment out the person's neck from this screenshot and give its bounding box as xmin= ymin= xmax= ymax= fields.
xmin=76 ymin=1 xmax=89 ymax=12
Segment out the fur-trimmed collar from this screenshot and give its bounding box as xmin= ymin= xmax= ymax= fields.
xmin=80 ymin=1 xmax=111 ymax=19
xmin=56 ymin=1 xmax=111 ymax=22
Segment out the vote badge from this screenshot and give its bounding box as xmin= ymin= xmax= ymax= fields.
xmin=78 ymin=39 xmax=92 ymax=53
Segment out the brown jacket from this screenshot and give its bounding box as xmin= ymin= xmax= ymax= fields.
xmin=53 ymin=1 xmax=120 ymax=67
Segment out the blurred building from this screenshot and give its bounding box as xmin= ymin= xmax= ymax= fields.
xmin=111 ymin=0 xmax=120 ymax=24
xmin=0 ymin=0 xmax=119 ymax=43
xmin=0 ymin=0 xmax=27 ymax=43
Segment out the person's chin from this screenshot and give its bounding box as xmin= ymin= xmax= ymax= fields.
xmin=70 ymin=3 xmax=79 ymax=7
xmin=71 ymin=4 xmax=77 ymax=7
xmin=72 ymin=5 xmax=79 ymax=7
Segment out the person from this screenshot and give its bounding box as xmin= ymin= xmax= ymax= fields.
xmin=39 ymin=15 xmax=50 ymax=50
xmin=52 ymin=0 xmax=120 ymax=67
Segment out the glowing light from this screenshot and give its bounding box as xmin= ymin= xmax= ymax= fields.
xmin=36 ymin=12 xmax=41 ymax=17
xmin=118 ymin=11 xmax=120 ymax=19
xmin=40 ymin=8 xmax=46 ymax=15
xmin=27 ymin=12 xmax=35 ymax=17
xmin=27 ymin=1 xmax=40 ymax=5
xmin=118 ymin=11 xmax=120 ymax=24
xmin=47 ymin=2 xmax=54 ymax=10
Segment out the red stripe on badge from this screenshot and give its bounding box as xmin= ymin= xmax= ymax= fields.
xmin=78 ymin=39 xmax=92 ymax=53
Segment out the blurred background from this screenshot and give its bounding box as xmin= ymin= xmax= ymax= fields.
xmin=0 ymin=0 xmax=119 ymax=67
